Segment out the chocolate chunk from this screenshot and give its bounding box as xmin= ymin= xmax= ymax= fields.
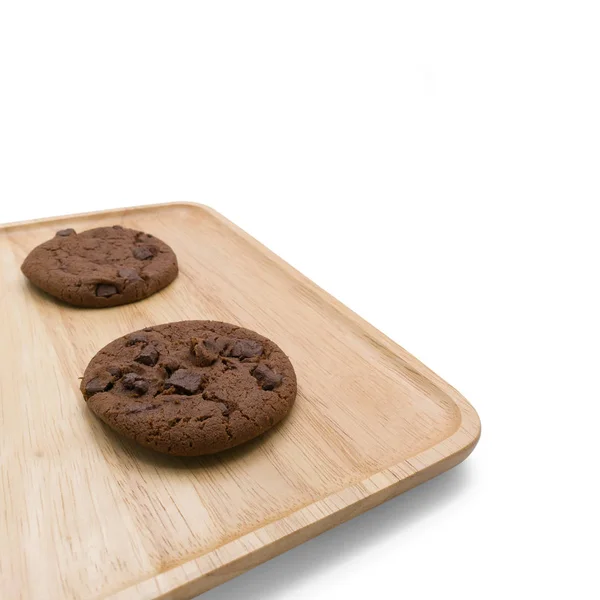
xmin=112 ymin=225 xmax=124 ymax=230
xmin=126 ymin=333 xmax=148 ymax=346
xmin=56 ymin=228 xmax=75 ymax=237
xmin=135 ymin=344 xmax=159 ymax=366
xmin=133 ymin=379 xmax=149 ymax=395
xmin=165 ymin=369 xmax=204 ymax=395
xmin=132 ymin=246 xmax=155 ymax=260
xmin=121 ymin=373 xmax=149 ymax=396
xmin=96 ymin=283 xmax=118 ymax=298
xmin=252 ymin=364 xmax=283 ymax=390
xmin=143 ymin=327 xmax=154 ymax=332
xmin=85 ymin=373 xmax=114 ymax=396
xmin=107 ymin=366 xmax=122 ymax=377
xmin=122 ymin=373 xmax=138 ymax=389
xmin=192 ymin=339 xmax=219 ymax=366
xmin=228 ymin=339 xmax=263 ymax=359
xmin=204 ymin=336 xmax=231 ymax=355
xmin=118 ymin=267 xmax=142 ymax=282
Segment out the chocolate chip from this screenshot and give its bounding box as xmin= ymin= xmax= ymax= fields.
xmin=252 ymin=364 xmax=283 ymax=390
xmin=228 ymin=339 xmax=263 ymax=359
xmin=121 ymin=373 xmax=149 ymax=396
xmin=126 ymin=333 xmax=148 ymax=346
xmin=107 ymin=366 xmax=122 ymax=377
xmin=135 ymin=344 xmax=159 ymax=366
xmin=132 ymin=246 xmax=155 ymax=260
xmin=96 ymin=284 xmax=118 ymax=297
xmin=192 ymin=340 xmax=218 ymax=367
xmin=112 ymin=225 xmax=124 ymax=229
xmin=204 ymin=336 xmax=231 ymax=355
xmin=143 ymin=327 xmax=154 ymax=332
xmin=122 ymin=373 xmax=138 ymax=389
xmin=56 ymin=228 xmax=76 ymax=237
xmin=118 ymin=267 xmax=142 ymax=282
xmin=133 ymin=379 xmax=149 ymax=395
xmin=165 ymin=369 xmax=205 ymax=395
xmin=85 ymin=373 xmax=114 ymax=396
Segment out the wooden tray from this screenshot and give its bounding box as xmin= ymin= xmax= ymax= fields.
xmin=0 ymin=204 xmax=480 ymax=600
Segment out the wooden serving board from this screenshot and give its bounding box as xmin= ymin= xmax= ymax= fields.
xmin=0 ymin=204 xmax=480 ymax=600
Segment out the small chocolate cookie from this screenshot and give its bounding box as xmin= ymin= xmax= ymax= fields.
xmin=21 ymin=225 xmax=178 ymax=307
xmin=81 ymin=321 xmax=297 ymax=456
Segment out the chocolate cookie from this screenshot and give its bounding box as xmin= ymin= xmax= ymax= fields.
xmin=21 ymin=225 xmax=178 ymax=307
xmin=81 ymin=321 xmax=297 ymax=456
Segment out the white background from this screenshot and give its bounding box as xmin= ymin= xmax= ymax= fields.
xmin=1 ymin=2 xmax=599 ymax=599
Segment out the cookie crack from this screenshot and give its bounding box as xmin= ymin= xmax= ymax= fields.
xmin=236 ymin=403 xmax=262 ymax=430
xmin=223 ymin=419 xmax=233 ymax=441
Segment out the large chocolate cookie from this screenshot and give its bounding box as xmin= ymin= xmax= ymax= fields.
xmin=81 ymin=321 xmax=297 ymax=456
xmin=21 ymin=225 xmax=178 ymax=307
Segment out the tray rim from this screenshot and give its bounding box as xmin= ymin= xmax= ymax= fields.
xmin=1 ymin=202 xmax=481 ymax=600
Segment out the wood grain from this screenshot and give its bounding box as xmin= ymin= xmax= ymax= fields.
xmin=0 ymin=203 xmax=480 ymax=599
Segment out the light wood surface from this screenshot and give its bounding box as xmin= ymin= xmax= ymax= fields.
xmin=0 ymin=204 xmax=480 ymax=599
